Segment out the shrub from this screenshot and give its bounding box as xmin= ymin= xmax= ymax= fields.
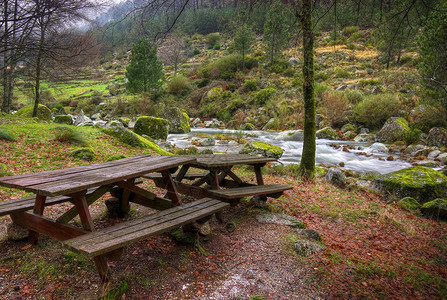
xmin=199 ymin=103 xmax=217 ymax=117
xmin=199 ymin=54 xmax=256 ymax=80
xmin=53 ymin=126 xmax=87 ymax=146
xmin=320 ymin=91 xmax=349 ymax=127
xmin=254 ymin=88 xmax=277 ymax=106
xmin=176 ymin=146 xmax=199 ymax=155
xmin=283 ymin=68 xmax=296 ymax=77
xmin=350 ymin=31 xmax=366 ymax=42
xmin=193 ymin=47 xmax=200 ymax=56
xmin=314 ymin=83 xmax=331 ymax=99
xmin=167 ymin=75 xmax=191 ymax=95
xmin=242 ymin=79 xmax=259 ymax=92
xmin=206 ymin=33 xmax=220 ymax=46
xmin=402 ymin=127 xmax=422 ymax=145
xmin=315 ymin=71 xmax=329 ymax=81
xmin=213 ymin=42 xmax=221 ymax=50
xmin=410 ymin=105 xmax=447 ymax=132
xmin=358 ymin=79 xmax=381 ymax=87
xmin=106 ymin=154 xmax=127 ymax=162
xmin=344 ymin=90 xmax=364 ymax=104
xmin=0 ymin=128 xmax=15 ymax=142
xmin=342 ymin=26 xmax=359 ymax=37
xmin=353 ymin=94 xmax=400 ymax=129
xmin=227 ymin=98 xmax=245 ymax=112
xmin=334 ymin=68 xmax=350 ymax=78
xmin=268 ymin=59 xmax=291 ymax=74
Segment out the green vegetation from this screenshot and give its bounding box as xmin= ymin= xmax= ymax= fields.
xmin=353 ymin=94 xmax=400 ymax=129
xmin=15 ymin=104 xmax=52 ymax=121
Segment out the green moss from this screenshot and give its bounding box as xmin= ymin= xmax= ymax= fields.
xmin=54 ymin=115 xmax=73 ymax=125
xmin=0 ymin=128 xmax=15 ymax=142
xmin=316 ymin=127 xmax=338 ymax=140
xmin=240 ymin=141 xmax=284 ymax=159
xmin=253 ymin=88 xmax=277 ymax=105
xmin=70 ymin=147 xmax=94 ymax=161
xmin=133 ymin=116 xmax=169 ymax=140
xmin=15 ymin=104 xmax=52 ymax=121
xmin=397 ymin=197 xmax=421 ymax=211
xmin=106 ymin=154 xmax=127 ymax=162
xmin=396 ymin=117 xmax=410 ymax=131
xmin=0 ymin=164 xmax=13 ymax=177
xmin=421 ymin=198 xmax=447 ymax=219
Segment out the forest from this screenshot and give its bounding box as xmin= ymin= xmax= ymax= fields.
xmin=0 ymin=0 xmax=447 ymax=299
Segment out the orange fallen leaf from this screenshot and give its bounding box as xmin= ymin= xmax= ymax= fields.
xmin=21 ymin=244 xmax=32 ymax=250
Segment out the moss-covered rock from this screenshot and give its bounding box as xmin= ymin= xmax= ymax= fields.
xmin=106 ymin=154 xmax=127 ymax=162
xmin=421 ymin=198 xmax=447 ymax=219
xmin=15 ymin=104 xmax=52 ymax=121
xmin=175 ymin=146 xmax=199 ymax=155
xmin=158 ymin=108 xmax=191 ymax=134
xmin=341 ymin=123 xmax=357 ymax=133
xmin=240 ymin=141 xmax=284 ymax=159
xmin=370 ymin=167 xmax=447 ymax=203
xmin=397 ymin=197 xmax=421 ymax=211
xmin=133 ymin=116 xmax=169 ymax=140
xmin=426 ymin=127 xmax=447 ymax=148
xmin=54 ymin=115 xmax=73 ymax=125
xmin=375 ymin=117 xmax=410 ymax=142
xmin=70 ymin=147 xmax=94 ymax=161
xmin=239 ymin=123 xmax=255 ymax=131
xmin=316 ymin=127 xmax=338 ymax=140
xmin=202 ymin=87 xmax=223 ymax=103
xmin=103 ymin=126 xmax=171 ymax=155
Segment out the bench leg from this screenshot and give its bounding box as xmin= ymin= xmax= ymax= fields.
xmin=94 ymin=256 xmax=110 ymax=283
xmin=28 ymin=194 xmax=46 ymax=244
xmin=254 ymin=164 xmax=267 ymax=202
xmin=120 ymin=178 xmax=135 ymax=215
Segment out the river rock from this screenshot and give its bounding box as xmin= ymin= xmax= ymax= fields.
xmin=239 ymin=141 xmax=284 ymax=159
xmin=341 ymin=123 xmax=357 ymax=133
xmin=354 ymin=133 xmax=375 ymax=142
xmin=437 ymin=153 xmax=447 ymax=164
xmin=204 ymin=87 xmax=223 ymax=102
xmin=325 ymin=167 xmax=347 ymax=188
xmin=404 ymin=144 xmax=430 ymax=156
xmin=289 ymin=57 xmax=300 ymax=65
xmin=191 ymin=118 xmax=201 ymax=127
xmin=375 ymin=117 xmax=410 ymax=142
xmin=91 ymin=113 xmax=102 ymax=120
xmin=370 ymin=166 xmax=447 ymax=203
xmin=159 ymin=107 xmax=191 ymax=134
xmin=343 ymin=131 xmax=357 ymax=140
xmin=421 ymin=198 xmax=447 ymax=220
xmin=54 ymin=115 xmax=73 ymax=125
xmin=262 ymin=118 xmax=278 ymax=130
xmin=274 ymin=130 xmax=304 ymax=141
xmin=134 ymin=116 xmax=169 ymax=140
xmin=369 ymin=143 xmax=388 ymax=153
xmin=256 ymin=212 xmax=305 ymax=228
xmin=336 ymin=85 xmax=348 ymax=91
xmin=118 ymin=117 xmax=131 ymax=127
xmin=204 ymin=118 xmax=224 ymax=128
xmin=74 ymin=110 xmax=92 ymax=126
xmin=105 ymin=120 xmax=124 ymax=129
xmin=428 ymin=150 xmax=441 ymax=160
xmin=7 ymin=222 xmax=29 ymax=241
xmin=199 ymin=137 xmax=216 ymax=147
xmin=158 ymin=141 xmax=175 ymax=153
xmin=427 ymin=127 xmax=447 ymax=148
xmin=294 ymin=241 xmax=326 ymax=257
xmin=316 ymin=127 xmax=338 ymax=140
xmin=414 ymin=160 xmax=438 ymax=168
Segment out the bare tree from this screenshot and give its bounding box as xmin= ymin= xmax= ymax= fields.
xmin=157 ymin=32 xmax=186 ymax=76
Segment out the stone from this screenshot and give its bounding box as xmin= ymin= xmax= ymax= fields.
xmin=437 ymin=153 xmax=447 ymax=164
xmin=158 ymin=141 xmax=175 ymax=153
xmin=204 ymin=119 xmax=224 ymax=128
xmin=354 ymin=133 xmax=375 ymax=143
xmin=133 ymin=116 xmax=169 ymax=140
xmin=90 ymin=113 xmax=102 ymax=120
xmin=102 ymin=126 xmax=171 ymax=155
xmin=414 ymin=160 xmax=438 ymax=168
xmin=93 ymin=120 xmax=107 ymax=128
xmin=105 ymin=120 xmax=124 ymax=129
xmin=427 ymin=127 xmax=447 ymax=148
xmin=7 ymin=222 xmax=29 ymax=241
xmin=288 ymin=57 xmax=299 ymax=65
xmin=343 ymin=131 xmax=357 ymax=140
xmin=404 ymin=144 xmax=430 ymax=157
xmin=54 ymin=115 xmax=73 ymax=125
xmin=369 ymin=143 xmax=388 ymax=153
xmin=336 ymin=85 xmax=348 ymax=91
xmin=316 ymin=127 xmax=338 ymax=140
xmin=294 ymin=228 xmax=322 ymax=242
xmin=73 ymin=110 xmax=88 ymax=126
xmin=199 ymin=137 xmax=216 ymax=147
xmin=325 ymin=167 xmax=347 ymax=188
xmin=15 ymin=104 xmax=52 ymax=121
xmin=159 ymin=107 xmax=191 ymax=134
xmin=262 ymin=118 xmax=278 ymax=130
xmin=421 ymin=198 xmax=447 ymax=220
xmin=274 ymin=130 xmax=304 ymax=141
xmin=359 ymin=127 xmax=370 ymax=134
xmin=371 ymin=86 xmax=383 ymax=94
xmin=70 ymin=147 xmax=94 ymax=161
xmin=294 ymin=241 xmax=326 ymax=257
xmin=341 ymin=123 xmax=357 ymax=133
xmin=256 ymin=212 xmax=305 ymax=228
xmin=118 ymin=117 xmax=131 ymax=127
xmin=397 ymin=197 xmax=421 ymax=211
xmin=375 ymin=117 xmax=410 ymax=142
xmin=240 ymin=141 xmax=284 ymax=159
xmin=239 ymin=123 xmax=255 ymax=131
xmin=191 ymin=118 xmax=201 ymax=127
xmin=370 ymin=167 xmax=447 ymax=204
xmin=249 ymin=195 xmax=266 ymax=208
xmin=204 ymin=87 xmax=223 ymax=103
xmin=428 ymin=150 xmax=441 ymax=160
xmin=108 ymin=83 xmax=118 ymax=96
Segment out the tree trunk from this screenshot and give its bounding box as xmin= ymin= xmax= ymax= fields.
xmin=33 ymin=21 xmax=46 ymax=118
xmin=2 ymin=0 xmax=10 ymax=113
xmin=298 ymin=0 xmax=316 ymax=179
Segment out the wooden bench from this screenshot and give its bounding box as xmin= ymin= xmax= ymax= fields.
xmin=207 ymin=184 xmax=292 ymax=202
xmin=64 ymin=198 xmax=229 ymax=257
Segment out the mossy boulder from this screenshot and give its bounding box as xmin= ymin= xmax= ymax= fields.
xmin=375 ymin=117 xmax=410 ymax=142
xmin=239 ymin=123 xmax=255 ymax=131
xmin=133 ymin=116 xmax=169 ymax=140
xmin=15 ymin=104 xmax=52 ymax=121
xmin=203 ymin=87 xmax=223 ymax=103
xmin=397 ymin=197 xmax=421 ymax=211
xmin=421 ymin=198 xmax=447 ymax=219
xmin=103 ymin=126 xmax=171 ymax=155
xmin=370 ymin=167 xmax=447 ymax=203
xmin=275 ymin=130 xmax=304 ymax=141
xmin=70 ymin=148 xmax=94 ymax=161
xmin=316 ymin=127 xmax=338 ymax=140
xmin=426 ymin=127 xmax=447 ymax=148
xmin=158 ymin=108 xmax=191 ymax=134
xmin=240 ymin=141 xmax=284 ymax=159
xmin=106 ymin=154 xmax=127 ymax=162
xmin=54 ymin=115 xmax=73 ymax=125
xmin=341 ymin=123 xmax=357 ymax=133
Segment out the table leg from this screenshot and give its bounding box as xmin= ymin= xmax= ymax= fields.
xmin=254 ymin=164 xmax=267 ymax=201
xmin=120 ymin=178 xmax=135 ymax=214
xmin=161 ymin=170 xmax=182 ymax=206
xmin=209 ymin=170 xmax=220 ymax=190
xmin=28 ymin=194 xmax=46 ymax=244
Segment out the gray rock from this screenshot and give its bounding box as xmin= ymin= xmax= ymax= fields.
xmin=369 ymin=143 xmax=389 ymax=153
xmin=359 ymin=127 xmax=370 ymax=134
xmin=274 ymin=130 xmax=304 ymax=141
xmin=427 ymin=127 xmax=447 ymax=148
xmin=414 ymin=160 xmax=438 ymax=168
xmin=371 ymin=86 xmax=383 ymax=94
xmin=256 ymin=212 xmax=305 ymax=228
xmin=250 ymin=195 xmax=266 ymax=208
xmin=343 ymin=131 xmax=357 ymax=140
xmin=158 ymin=141 xmax=175 ymax=153
xmin=354 ymin=133 xmax=375 ymax=142
xmin=7 ymin=222 xmax=29 ymax=241
xmin=437 ymin=153 xmax=447 ymax=164
xmin=74 ymin=110 xmax=92 ymax=126
xmin=134 ymin=116 xmax=169 ymax=140
xmin=294 ymin=240 xmax=326 ymax=257
xmin=289 ymin=57 xmax=300 ymax=65
xmin=262 ymin=118 xmax=277 ymax=130
xmin=199 ymin=137 xmax=216 ymax=147
xmin=375 ymin=117 xmax=410 ymax=142
xmin=341 ymin=123 xmax=357 ymax=133
xmin=294 ymin=228 xmax=322 ymax=242
xmin=128 ymin=121 xmax=135 ymax=129
xmin=93 ymin=120 xmax=107 ymax=128
xmin=204 ymin=118 xmax=224 ymax=128
xmin=191 ymin=118 xmax=201 ymax=127
xmin=228 ymin=140 xmax=238 ymax=146
xmin=158 ymin=107 xmax=191 ymax=134
xmin=405 ymin=145 xmax=430 ymax=157
xmin=428 ymin=150 xmax=441 ymax=160
xmin=90 ymin=113 xmax=102 ymax=120
xmin=316 ymin=127 xmax=338 ymax=140
xmin=421 ymin=198 xmax=447 ymax=220
xmin=325 ymin=167 xmax=346 ymax=188
xmin=240 ymin=141 xmax=284 ymax=159
xmin=77 ymin=120 xmax=94 ymax=127
xmin=105 ymin=120 xmax=124 ymax=129
xmin=336 ymin=85 xmax=348 ymax=91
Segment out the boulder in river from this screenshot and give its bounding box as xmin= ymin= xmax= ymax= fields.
xmin=370 ymin=166 xmax=447 ymax=204
xmin=134 ymin=116 xmax=169 ymax=140
xmin=369 ymin=142 xmax=388 ymax=153
xmin=354 ymin=133 xmax=375 ymax=142
xmin=274 ymin=130 xmax=304 ymax=141
xmin=375 ymin=117 xmax=410 ymax=142
xmin=427 ymin=127 xmax=447 ymax=148
xmin=159 ymin=107 xmax=191 ymax=134
xmin=240 ymin=141 xmax=284 ymax=159
xmin=316 ymin=127 xmax=338 ymax=140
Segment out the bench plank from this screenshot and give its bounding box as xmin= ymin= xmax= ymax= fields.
xmin=64 ymin=198 xmax=229 ymax=257
xmin=143 ymin=172 xmax=208 ymax=180
xmin=207 ymin=184 xmax=292 ymax=200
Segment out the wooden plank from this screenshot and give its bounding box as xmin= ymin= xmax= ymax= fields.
xmin=28 ymin=194 xmax=46 ymax=243
xmin=189 ymin=154 xmax=276 ymax=168
xmin=143 ymin=172 xmax=207 ymax=180
xmin=130 ymin=194 xmax=173 ymax=211
xmin=65 ymin=199 xmax=229 ymax=257
xmin=207 ymin=184 xmax=292 ymax=200
xmin=72 ymin=191 xmax=94 ymax=231
xmin=10 ymin=212 xmax=87 ymax=241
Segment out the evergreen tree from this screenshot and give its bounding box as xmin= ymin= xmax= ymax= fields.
xmin=234 ymin=16 xmax=256 ymax=70
xmin=263 ymin=2 xmax=290 ymax=65
xmin=125 ymin=38 xmax=163 ymax=93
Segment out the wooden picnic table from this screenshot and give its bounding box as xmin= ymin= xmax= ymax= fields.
xmin=0 ymin=155 xmax=229 ymax=282
xmin=147 ymin=154 xmax=292 ymax=206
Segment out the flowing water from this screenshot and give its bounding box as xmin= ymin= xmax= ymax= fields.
xmin=167 ymin=128 xmax=412 ymax=174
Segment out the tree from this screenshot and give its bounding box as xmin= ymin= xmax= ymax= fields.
xmin=263 ymin=2 xmax=290 ymax=65
xmin=418 ymin=1 xmax=447 ymax=109
xmin=125 ymin=38 xmax=163 ymax=93
xmin=233 ymin=12 xmax=256 ymax=70
xmin=158 ymin=33 xmax=186 ymax=77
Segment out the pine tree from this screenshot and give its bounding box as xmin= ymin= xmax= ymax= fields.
xmin=234 ymin=19 xmax=256 ymax=70
xmin=125 ymin=38 xmax=163 ymax=93
xmin=263 ymin=2 xmax=290 ymax=65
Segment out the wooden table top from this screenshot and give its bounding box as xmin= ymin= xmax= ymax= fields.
xmin=0 ymin=155 xmax=196 ymax=197
xmin=185 ymin=154 xmax=277 ymax=168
